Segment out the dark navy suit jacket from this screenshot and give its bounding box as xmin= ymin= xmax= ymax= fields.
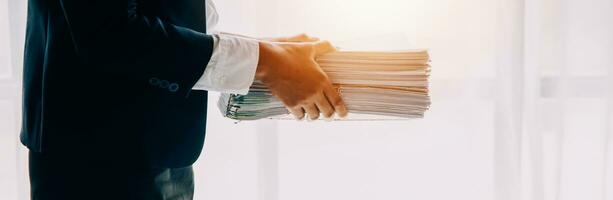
xmin=21 ymin=0 xmax=215 ymax=167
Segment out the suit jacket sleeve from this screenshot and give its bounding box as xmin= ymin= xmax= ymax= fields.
xmin=59 ymin=0 xmax=214 ymax=97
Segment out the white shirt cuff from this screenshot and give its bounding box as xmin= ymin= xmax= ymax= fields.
xmin=192 ymin=34 xmax=260 ymax=95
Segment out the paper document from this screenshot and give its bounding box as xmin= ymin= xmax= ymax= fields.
xmin=218 ymin=50 xmax=431 ymax=120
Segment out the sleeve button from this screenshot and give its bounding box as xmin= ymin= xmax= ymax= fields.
xmin=168 ymin=83 xmax=179 ymax=92
xmin=149 ymin=77 xmax=160 ymax=86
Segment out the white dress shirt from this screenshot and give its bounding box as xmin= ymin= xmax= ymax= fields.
xmin=192 ymin=0 xmax=260 ymax=95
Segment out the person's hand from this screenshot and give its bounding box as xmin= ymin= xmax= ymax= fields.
xmin=263 ymin=33 xmax=320 ymax=43
xmin=255 ymin=38 xmax=348 ymax=120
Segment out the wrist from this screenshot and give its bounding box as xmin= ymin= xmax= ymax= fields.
xmin=256 ymin=41 xmax=277 ymax=81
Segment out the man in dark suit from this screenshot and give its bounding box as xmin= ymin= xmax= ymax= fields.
xmin=22 ymin=0 xmax=347 ymax=199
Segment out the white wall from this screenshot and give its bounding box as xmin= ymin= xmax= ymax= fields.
xmin=1 ymin=0 xmax=27 ymax=199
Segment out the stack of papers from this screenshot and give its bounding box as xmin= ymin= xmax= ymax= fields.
xmin=218 ymin=50 xmax=431 ymax=120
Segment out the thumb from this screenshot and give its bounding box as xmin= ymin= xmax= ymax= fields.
xmin=313 ymin=40 xmax=337 ymax=56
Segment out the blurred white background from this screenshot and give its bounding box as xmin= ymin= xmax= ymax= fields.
xmin=1 ymin=0 xmax=613 ymax=200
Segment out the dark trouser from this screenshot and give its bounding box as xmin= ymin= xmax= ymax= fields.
xmin=29 ymin=151 xmax=194 ymax=200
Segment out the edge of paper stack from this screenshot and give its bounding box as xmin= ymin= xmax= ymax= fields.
xmin=218 ymin=50 xmax=431 ymax=121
